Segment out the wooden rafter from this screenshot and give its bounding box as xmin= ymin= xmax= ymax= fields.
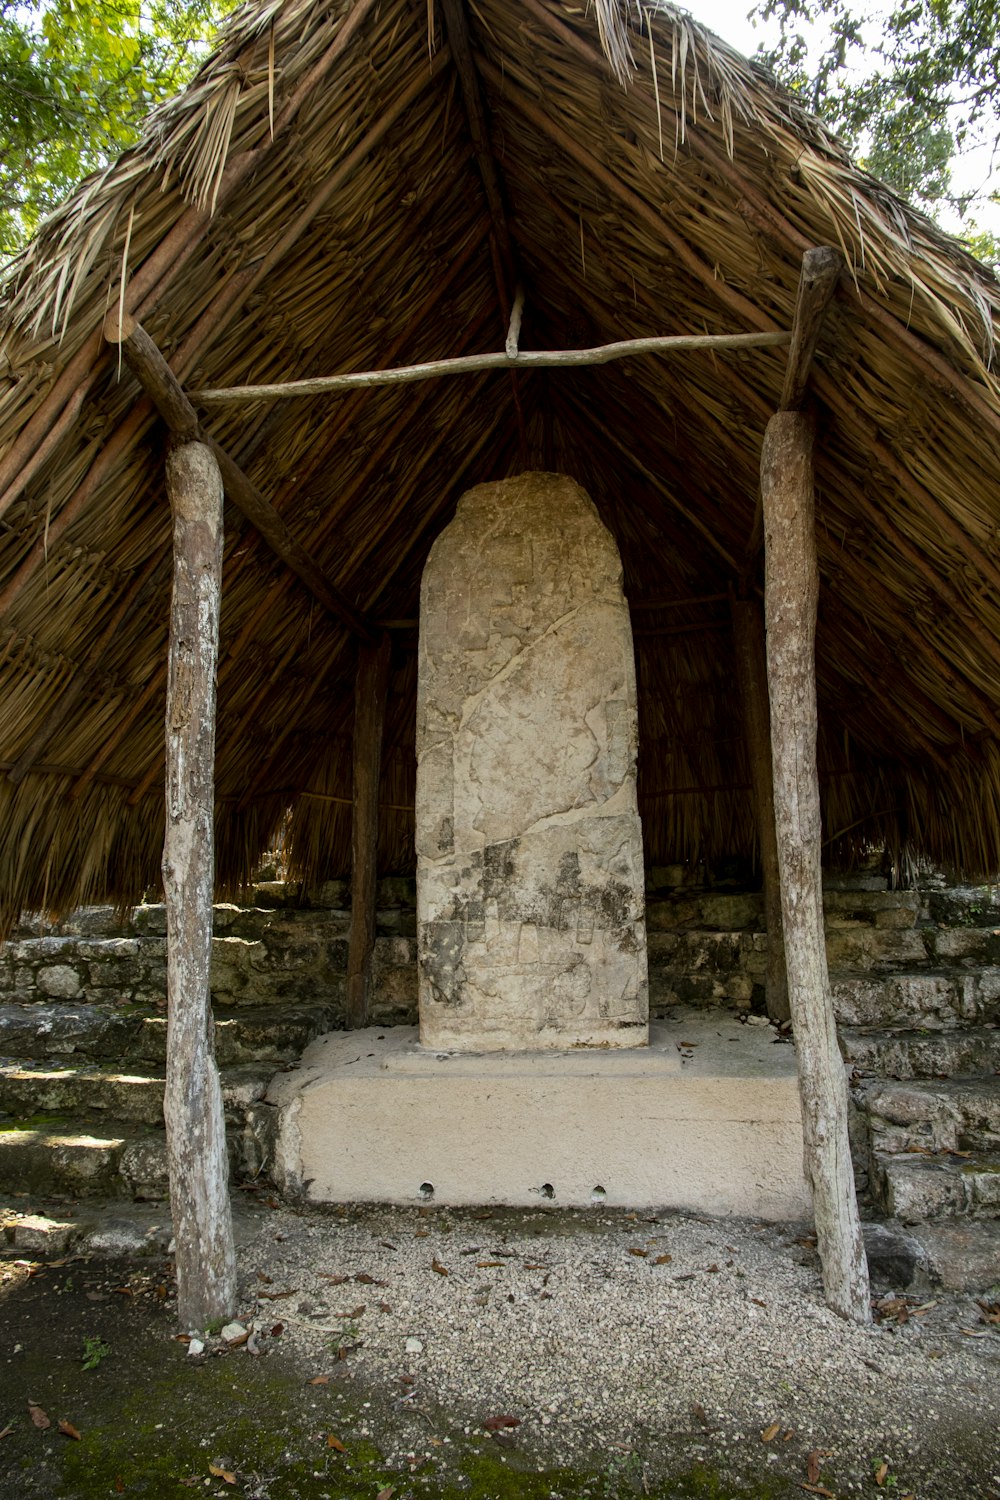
xmin=104 ymin=312 xmax=378 ymax=645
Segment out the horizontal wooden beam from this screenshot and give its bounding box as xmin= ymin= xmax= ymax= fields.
xmin=104 ymin=312 xmax=378 ymax=645
xmin=192 ymin=330 xmax=790 ymax=404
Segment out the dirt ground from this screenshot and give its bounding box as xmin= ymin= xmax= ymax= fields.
xmin=1 ymin=1200 xmax=999 ymax=1500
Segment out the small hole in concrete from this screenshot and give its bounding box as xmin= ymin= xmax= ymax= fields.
xmin=419 ymin=1182 xmax=434 ymax=1201
xmin=540 ymin=1183 xmax=555 ymax=1199
xmin=591 ymin=1185 xmax=606 ymax=1203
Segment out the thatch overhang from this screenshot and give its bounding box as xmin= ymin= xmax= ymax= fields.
xmin=2 ymin=0 xmax=1000 ymax=928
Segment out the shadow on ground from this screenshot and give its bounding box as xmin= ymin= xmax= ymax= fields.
xmin=0 ymin=1254 xmax=806 ymax=1499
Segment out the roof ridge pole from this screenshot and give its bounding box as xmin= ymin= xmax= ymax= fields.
xmin=762 ymin=407 xmax=871 ymax=1325
xmin=162 ymin=438 xmax=237 ymax=1333
xmin=437 ymin=0 xmax=528 ymax=451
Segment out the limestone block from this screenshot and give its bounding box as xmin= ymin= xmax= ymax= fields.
xmin=37 ymin=964 xmax=83 ymax=1000
xmin=416 ymin=473 xmax=647 ymax=1051
xmin=267 ymin=1016 xmax=810 ymax=1217
xmin=12 ymin=1214 xmax=76 ymax=1254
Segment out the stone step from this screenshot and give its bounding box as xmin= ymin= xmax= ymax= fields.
xmin=869 ymin=1148 xmax=1000 ymax=1222
xmin=842 ymin=1024 xmax=1000 ymax=1080
xmin=0 ymin=1002 xmax=335 ymax=1065
xmin=923 ymin=883 xmax=1000 ymax=930
xmin=831 ymin=970 xmax=1000 ymax=1029
xmin=0 ymin=1059 xmax=272 ymax=1127
xmin=858 ymin=1077 xmax=1000 ymax=1155
xmin=0 ymin=1104 xmax=275 ymax=1200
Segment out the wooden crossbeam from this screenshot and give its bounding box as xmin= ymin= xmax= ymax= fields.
xmin=193 ymin=330 xmax=790 ymax=404
xmin=104 ymin=312 xmax=378 ymax=645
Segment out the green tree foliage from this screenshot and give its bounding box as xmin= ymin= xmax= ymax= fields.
xmin=0 ymin=0 xmax=232 ymax=258
xmin=756 ymin=0 xmax=1000 ymax=260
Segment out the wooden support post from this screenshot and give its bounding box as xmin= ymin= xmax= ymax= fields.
xmin=762 ymin=411 xmax=870 ymax=1324
xmin=162 ymin=439 xmax=237 ymax=1332
xmin=346 ymin=633 xmax=392 ymax=1028
xmin=731 ymin=596 xmax=789 ymax=1023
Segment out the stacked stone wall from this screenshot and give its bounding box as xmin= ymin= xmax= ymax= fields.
xmin=0 ymin=878 xmax=418 ymax=1027
xmin=4 ymin=869 xmax=1000 ymax=1026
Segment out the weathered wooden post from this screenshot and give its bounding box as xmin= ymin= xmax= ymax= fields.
xmin=731 ymin=596 xmax=789 ymax=1022
xmin=162 ymin=439 xmax=237 ymax=1331
xmin=761 ymin=409 xmax=871 ymax=1324
xmin=346 ymin=632 xmax=392 ymax=1027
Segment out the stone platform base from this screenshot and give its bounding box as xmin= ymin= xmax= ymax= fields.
xmin=267 ymin=1011 xmax=811 ymax=1219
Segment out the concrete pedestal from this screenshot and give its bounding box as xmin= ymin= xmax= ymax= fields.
xmin=267 ymin=1011 xmax=811 ymax=1219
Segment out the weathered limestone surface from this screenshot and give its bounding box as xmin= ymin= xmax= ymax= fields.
xmin=416 ymin=472 xmax=648 ymax=1051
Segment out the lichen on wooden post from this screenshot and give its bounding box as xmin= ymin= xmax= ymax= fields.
xmin=162 ymin=439 xmax=236 ymax=1332
xmin=761 ymin=411 xmax=871 ymax=1324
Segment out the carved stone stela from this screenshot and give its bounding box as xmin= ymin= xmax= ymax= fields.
xmin=416 ymin=471 xmax=649 ymax=1050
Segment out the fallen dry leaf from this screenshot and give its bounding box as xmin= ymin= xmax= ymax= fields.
xmin=308 ymin=1375 xmax=331 ymax=1386
xmin=340 ymin=1305 xmax=366 ymax=1320
xmin=654 ymin=1254 xmax=672 ymax=1265
xmin=806 ymin=1449 xmax=833 ymax=1485
xmin=483 ymin=1415 xmax=521 ymax=1430
xmin=751 ymin=1297 xmax=768 ymax=1307
xmin=326 ymin=1434 xmax=347 ymax=1452
xmin=627 ymin=1248 xmax=649 ymax=1258
xmin=28 ymin=1403 xmax=50 ymax=1430
xmin=57 ymin=1419 xmax=82 ymax=1441
xmin=523 ymin=1263 xmax=547 ymax=1271
xmin=875 ymin=1460 xmax=889 ymax=1486
xmin=355 ymin=1273 xmax=387 ymax=1286
xmin=799 ymin=1487 xmax=835 ymax=1498
xmin=477 ymin=1261 xmax=504 ymax=1269
xmin=0 ymin=1425 xmax=13 ymax=1441
xmin=208 ymin=1463 xmax=236 ymax=1484
xmin=376 ymin=1489 xmax=395 ymax=1500
xmin=431 ymin=1258 xmax=450 ymax=1277
xmin=257 ymin=1288 xmax=297 ymax=1300
xmin=318 ymin=1273 xmax=349 ymax=1285
xmin=761 ymin=1422 xmax=781 ymax=1442
xmin=114 ymin=1477 xmax=125 ymax=1493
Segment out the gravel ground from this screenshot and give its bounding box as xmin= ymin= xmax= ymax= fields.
xmin=232 ymin=1200 xmax=1000 ymax=1498
xmin=2 ymin=1199 xmax=999 ymax=1498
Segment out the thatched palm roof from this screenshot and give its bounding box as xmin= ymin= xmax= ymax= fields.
xmin=2 ymin=0 xmax=1000 ymax=927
